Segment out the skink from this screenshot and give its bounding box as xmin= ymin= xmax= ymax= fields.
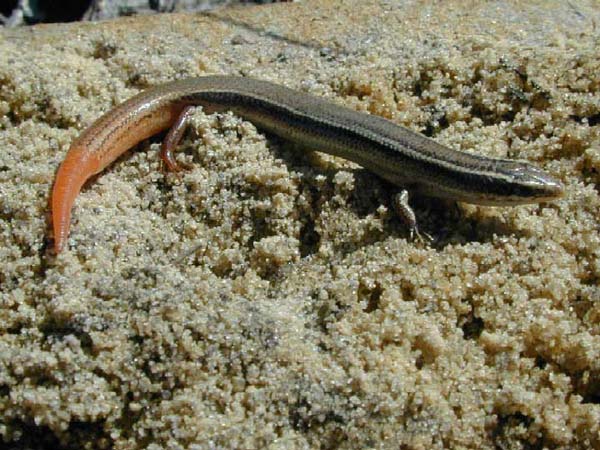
xmin=51 ymin=75 xmax=564 ymax=253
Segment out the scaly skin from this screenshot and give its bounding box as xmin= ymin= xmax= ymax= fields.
xmin=51 ymin=76 xmax=564 ymax=253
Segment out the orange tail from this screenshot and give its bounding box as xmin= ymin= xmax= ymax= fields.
xmin=51 ymin=149 xmax=95 ymax=253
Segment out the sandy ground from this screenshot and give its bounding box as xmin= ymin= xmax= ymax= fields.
xmin=1 ymin=0 xmax=599 ymax=448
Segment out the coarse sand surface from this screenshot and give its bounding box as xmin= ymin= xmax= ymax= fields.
xmin=1 ymin=1 xmax=599 ymax=448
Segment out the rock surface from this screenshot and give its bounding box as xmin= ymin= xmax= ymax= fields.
xmin=0 ymin=0 xmax=599 ymax=448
